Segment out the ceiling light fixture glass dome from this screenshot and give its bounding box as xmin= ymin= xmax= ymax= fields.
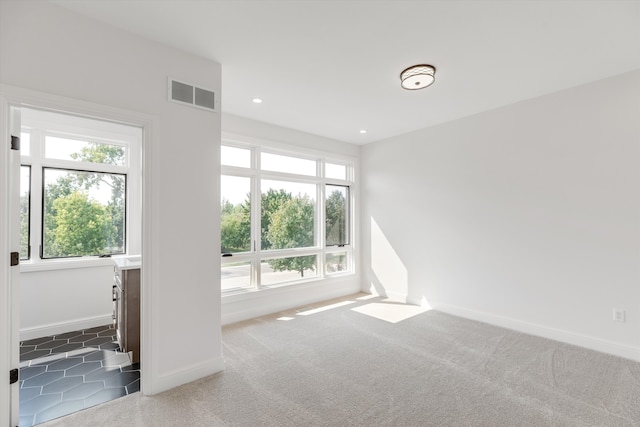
xmin=400 ymin=64 xmax=436 ymax=90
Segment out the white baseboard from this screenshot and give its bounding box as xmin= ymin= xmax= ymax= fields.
xmin=436 ymin=303 xmax=640 ymax=362
xmin=147 ymin=356 xmax=225 ymax=395
xmin=20 ymin=314 xmax=113 ymax=341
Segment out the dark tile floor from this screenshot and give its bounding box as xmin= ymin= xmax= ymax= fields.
xmin=19 ymin=325 xmax=140 ymax=427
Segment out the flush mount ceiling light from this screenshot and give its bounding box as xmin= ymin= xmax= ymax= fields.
xmin=400 ymin=64 xmax=436 ymax=90
xmin=252 ymin=98 xmax=263 ymax=104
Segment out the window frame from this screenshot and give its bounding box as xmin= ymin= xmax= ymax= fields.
xmin=221 ymin=137 xmax=356 ymax=293
xmin=19 ymin=108 xmax=141 ymax=271
xmin=40 ymin=166 xmax=128 ymax=260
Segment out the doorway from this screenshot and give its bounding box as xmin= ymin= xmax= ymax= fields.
xmin=3 ymin=99 xmax=148 ymax=426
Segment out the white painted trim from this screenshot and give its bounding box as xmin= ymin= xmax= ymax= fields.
xmin=222 ymin=276 xmax=360 ymax=325
xmin=149 ymin=356 xmax=225 ymax=396
xmin=436 ymin=303 xmax=640 ymax=362
xmin=0 ymin=83 xmax=158 ymax=398
xmin=0 ymin=94 xmax=14 ymax=427
xmin=19 ymin=314 xmax=112 ymax=341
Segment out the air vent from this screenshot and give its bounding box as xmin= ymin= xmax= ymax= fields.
xmin=168 ymin=78 xmax=217 ymax=112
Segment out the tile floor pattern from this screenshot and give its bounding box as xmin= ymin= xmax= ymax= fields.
xmin=19 ymin=325 xmax=140 ymax=427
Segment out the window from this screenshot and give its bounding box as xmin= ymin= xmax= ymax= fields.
xmin=326 ymin=184 xmax=349 ymax=246
xmin=326 ymin=251 xmax=348 ymax=274
xmin=261 ymin=255 xmax=318 ymax=285
xmin=220 ymin=175 xmax=251 ymax=254
xmin=20 ymin=165 xmax=31 ymax=260
xmin=221 ymin=145 xmax=251 ymax=168
xmin=20 ymin=108 xmax=140 ymax=265
xmin=261 ymin=152 xmax=316 ymax=176
xmin=221 ymin=143 xmax=355 ymax=292
xmin=325 ymin=162 xmax=347 ymax=180
xmin=42 ymin=168 xmax=126 ymax=258
xmin=260 ymin=179 xmax=316 ymax=250
xmin=45 ymin=136 xmax=126 ymax=166
xmin=21 ymin=132 xmax=31 ymax=156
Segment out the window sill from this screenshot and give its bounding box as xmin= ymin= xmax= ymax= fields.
xmin=20 ymin=257 xmax=116 ymax=273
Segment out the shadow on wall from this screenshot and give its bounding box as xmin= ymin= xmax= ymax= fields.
xmin=369 ymin=217 xmax=431 ymax=309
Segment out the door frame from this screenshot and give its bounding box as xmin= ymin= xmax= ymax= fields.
xmin=0 ymin=84 xmax=157 ymax=425
xmin=0 ymin=95 xmax=21 ymax=426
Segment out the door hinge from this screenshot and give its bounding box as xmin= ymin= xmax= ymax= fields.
xmin=10 ymin=252 xmax=19 ymax=266
xmin=9 ymin=368 xmax=18 ymax=384
xmin=10 ymin=135 xmax=20 ymax=151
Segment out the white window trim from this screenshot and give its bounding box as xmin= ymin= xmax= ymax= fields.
xmin=221 ymin=134 xmax=358 ymax=294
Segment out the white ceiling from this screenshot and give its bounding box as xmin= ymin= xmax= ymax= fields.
xmin=52 ymin=0 xmax=640 ymax=145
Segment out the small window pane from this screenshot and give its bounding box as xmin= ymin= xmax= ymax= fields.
xmin=261 ymin=255 xmax=318 ymax=285
xmin=221 ymin=175 xmax=251 ymax=253
xmin=326 ymin=163 xmax=346 ymax=180
xmin=222 ymin=261 xmax=252 ymax=291
xmin=261 ymin=152 xmax=316 ymax=176
xmin=20 ymin=132 xmax=31 ymax=156
xmin=221 ymin=145 xmax=251 ymax=168
xmin=20 ymin=166 xmax=31 ymax=260
xmin=326 ymin=252 xmax=349 ymax=274
xmin=261 ymin=180 xmax=316 ymax=251
xmin=326 ymin=185 xmax=349 ymax=246
xmin=45 ymin=136 xmax=126 ymax=166
xmin=43 ymin=168 xmax=126 ymax=258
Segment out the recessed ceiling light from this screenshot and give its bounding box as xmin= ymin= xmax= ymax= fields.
xmin=252 ymin=98 xmax=263 ymax=104
xmin=400 ymin=64 xmax=436 ymax=90
xmin=360 ymin=130 xmax=367 ymax=134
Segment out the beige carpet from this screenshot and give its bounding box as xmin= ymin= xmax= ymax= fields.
xmin=42 ymin=293 xmax=640 ymax=426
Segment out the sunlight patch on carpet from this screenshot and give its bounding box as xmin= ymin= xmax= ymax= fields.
xmin=296 ymin=300 xmax=356 ymax=316
xmin=356 ymin=294 xmax=378 ymax=301
xmin=351 ymin=302 xmax=430 ymax=323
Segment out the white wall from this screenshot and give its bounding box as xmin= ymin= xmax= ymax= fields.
xmin=221 ymin=113 xmax=362 ymax=324
xmin=20 ymin=266 xmax=113 ymax=341
xmin=1 ymin=1 xmax=223 ymax=394
xmin=361 ymin=70 xmax=640 ymax=361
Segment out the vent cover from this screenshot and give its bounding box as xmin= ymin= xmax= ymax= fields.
xmin=169 ymin=78 xmax=217 ymax=112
